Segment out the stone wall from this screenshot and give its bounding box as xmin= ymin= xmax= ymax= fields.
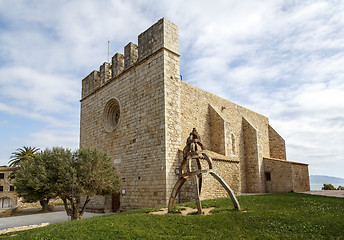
xmin=81 ymin=52 xmax=167 ymax=209
xmin=178 ymin=155 xmax=240 ymax=203
xmin=268 ymin=125 xmax=287 ymax=160
xmin=263 ymin=158 xmax=293 ymax=193
xmin=292 ymin=163 xmax=310 ymax=192
xmin=242 ymin=118 xmax=265 ymax=193
xmin=81 ymin=195 xmax=113 ymax=213
xmin=209 ymin=105 xmax=226 ymax=155
xmin=179 ymin=81 xmax=271 ymax=194
xmin=200 ymin=159 xmax=240 ymax=199
xmin=163 ymin=50 xmax=181 ymax=206
xmin=263 ymin=158 xmax=309 ymax=193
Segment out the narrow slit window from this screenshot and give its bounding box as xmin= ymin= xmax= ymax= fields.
xmin=265 ymin=172 xmax=271 ymax=181
xmin=231 ymin=133 xmax=236 ymax=155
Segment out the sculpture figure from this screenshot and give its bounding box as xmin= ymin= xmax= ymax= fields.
xmin=168 ymin=128 xmax=240 ymax=214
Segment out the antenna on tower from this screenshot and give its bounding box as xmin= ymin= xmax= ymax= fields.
xmin=107 ymin=40 xmax=110 ymax=63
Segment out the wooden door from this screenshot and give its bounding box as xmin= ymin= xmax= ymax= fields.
xmin=112 ymin=193 xmax=120 ymax=212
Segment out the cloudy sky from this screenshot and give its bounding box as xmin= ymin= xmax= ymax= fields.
xmin=0 ymin=0 xmax=343 ymax=179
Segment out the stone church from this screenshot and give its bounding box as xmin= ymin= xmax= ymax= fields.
xmin=80 ymin=18 xmax=310 ymax=211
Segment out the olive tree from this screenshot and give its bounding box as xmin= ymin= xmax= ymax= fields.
xmin=59 ymin=147 xmax=120 ymax=220
xmin=13 ymin=147 xmax=120 ymax=218
xmin=13 ymin=148 xmax=66 ymax=212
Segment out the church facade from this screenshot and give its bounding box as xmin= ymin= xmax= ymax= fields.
xmin=80 ymin=18 xmax=310 ymax=211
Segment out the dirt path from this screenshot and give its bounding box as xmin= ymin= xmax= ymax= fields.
xmin=150 ymin=207 xmax=215 ymax=216
xmin=0 ymin=223 xmax=49 ymax=235
xmin=301 ymin=190 xmax=344 ymax=198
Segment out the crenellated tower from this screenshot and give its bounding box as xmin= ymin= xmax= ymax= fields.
xmin=80 ymin=18 xmax=181 ymax=210
xmin=81 ymin=17 xmax=179 ymax=99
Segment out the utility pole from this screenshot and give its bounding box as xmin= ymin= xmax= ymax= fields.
xmin=71 ymin=171 xmax=74 ymax=221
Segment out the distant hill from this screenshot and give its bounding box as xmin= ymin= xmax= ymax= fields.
xmin=310 ymin=175 xmax=344 ymax=190
xmin=310 ymin=175 xmax=344 ymax=184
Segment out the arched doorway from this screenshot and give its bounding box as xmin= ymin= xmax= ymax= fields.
xmin=0 ymin=197 xmax=14 ymax=208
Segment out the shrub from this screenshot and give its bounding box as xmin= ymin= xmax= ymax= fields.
xmin=322 ymin=184 xmax=336 ymax=190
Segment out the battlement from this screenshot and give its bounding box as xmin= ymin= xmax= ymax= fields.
xmin=81 ymin=17 xmax=179 ymax=99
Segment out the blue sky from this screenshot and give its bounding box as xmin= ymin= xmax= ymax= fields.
xmin=0 ymin=0 xmax=343 ymax=178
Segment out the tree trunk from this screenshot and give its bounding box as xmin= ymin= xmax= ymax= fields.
xmin=40 ymin=199 xmax=52 ymax=213
xmin=69 ymin=196 xmax=90 ymax=220
xmin=71 ymin=209 xmax=81 ymax=220
xmin=79 ymin=195 xmax=90 ymax=219
xmin=70 ymin=197 xmax=81 ymax=220
xmin=62 ymin=197 xmax=71 ymax=216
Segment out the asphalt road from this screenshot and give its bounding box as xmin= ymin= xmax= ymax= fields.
xmin=0 ymin=210 xmax=107 ymax=230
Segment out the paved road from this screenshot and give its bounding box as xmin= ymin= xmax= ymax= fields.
xmin=0 ymin=211 xmax=108 ymax=230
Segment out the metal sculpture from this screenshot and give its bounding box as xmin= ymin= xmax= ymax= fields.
xmin=168 ymin=128 xmax=240 ymax=214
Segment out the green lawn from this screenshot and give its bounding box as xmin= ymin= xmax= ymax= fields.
xmin=2 ymin=193 xmax=344 ymax=239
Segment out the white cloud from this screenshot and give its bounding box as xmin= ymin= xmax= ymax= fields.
xmin=0 ymin=0 xmax=156 ymax=75
xmin=0 ymin=67 xmax=79 ymax=112
xmin=27 ymin=128 xmax=79 ymax=151
xmin=170 ymin=0 xmax=344 ymax=178
xmin=0 ymin=0 xmax=343 ymax=178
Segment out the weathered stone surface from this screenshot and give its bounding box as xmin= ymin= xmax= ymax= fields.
xmin=268 ymin=125 xmax=287 ymax=160
xmin=263 ymin=158 xmax=310 ymax=193
xmin=112 ymin=53 xmax=124 ymax=78
xmin=100 ymin=62 xmax=112 ymax=85
xmin=124 ymin=42 xmax=138 ymax=69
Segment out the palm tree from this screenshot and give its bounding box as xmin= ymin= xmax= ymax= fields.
xmin=9 ymin=146 xmax=40 ymax=167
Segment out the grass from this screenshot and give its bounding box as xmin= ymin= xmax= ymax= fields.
xmin=2 ymin=193 xmax=344 ymax=239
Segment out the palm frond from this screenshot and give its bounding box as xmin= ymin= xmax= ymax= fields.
xmin=8 ymin=146 xmax=40 ymax=167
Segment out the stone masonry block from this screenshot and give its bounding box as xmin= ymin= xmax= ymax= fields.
xmin=100 ymin=62 xmax=112 ymax=85
xmin=124 ymin=42 xmax=138 ymax=69
xmin=112 ymin=53 xmax=124 ymax=78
